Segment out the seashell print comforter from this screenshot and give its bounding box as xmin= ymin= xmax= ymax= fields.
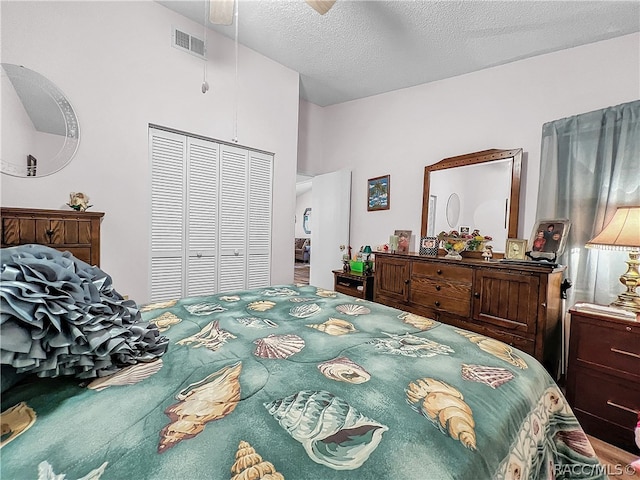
xmin=1 ymin=280 xmax=607 ymax=479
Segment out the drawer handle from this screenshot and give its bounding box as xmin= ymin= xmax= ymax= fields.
xmin=434 ymin=301 xmax=440 ymax=307
xmin=404 ymin=279 xmax=410 ymax=285
xmin=610 ymin=347 xmax=640 ymax=359
xmin=437 ymin=269 xmax=442 ymax=275
xmin=606 ymin=400 xmax=639 ymax=415
xmin=474 ymin=292 xmax=480 ymax=299
xmin=435 ymin=285 xmax=441 ymax=291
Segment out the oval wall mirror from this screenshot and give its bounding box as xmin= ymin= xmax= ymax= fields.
xmin=445 ymin=193 xmax=460 ymax=228
xmin=303 ymin=207 xmax=312 ymax=234
xmin=1 ymin=64 xmax=80 ymax=177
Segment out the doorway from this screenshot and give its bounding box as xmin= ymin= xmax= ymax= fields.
xmin=294 ymin=170 xmax=351 ymax=289
xmin=295 ymin=174 xmax=313 ymax=285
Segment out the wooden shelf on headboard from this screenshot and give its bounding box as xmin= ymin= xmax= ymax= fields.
xmin=1 ymin=207 xmax=105 ymax=266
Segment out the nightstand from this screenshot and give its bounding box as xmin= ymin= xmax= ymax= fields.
xmin=332 ymin=270 xmax=374 ymax=300
xmin=566 ymin=307 xmax=639 ymax=452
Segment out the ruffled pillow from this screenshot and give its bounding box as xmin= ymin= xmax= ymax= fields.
xmin=0 ymin=244 xmax=168 ymax=380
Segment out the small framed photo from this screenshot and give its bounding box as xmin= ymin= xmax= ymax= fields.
xmin=395 ymin=229 xmax=412 ymax=254
xmin=367 ymin=175 xmax=390 ymax=211
xmin=420 ymin=236 xmax=438 ymax=256
xmin=459 ymin=226 xmax=470 ymax=235
xmin=529 ymin=219 xmax=571 ymax=256
xmin=505 ymin=238 xmax=528 ymax=260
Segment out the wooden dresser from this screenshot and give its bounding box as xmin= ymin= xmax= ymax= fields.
xmin=374 ymin=252 xmax=565 ymax=375
xmin=566 ymin=308 xmax=639 ymax=452
xmin=1 ymin=207 xmax=104 ymax=266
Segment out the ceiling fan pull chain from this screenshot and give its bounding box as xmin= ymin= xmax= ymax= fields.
xmin=232 ymin=0 xmax=239 ymax=143
xmin=202 ymin=2 xmax=209 ymax=94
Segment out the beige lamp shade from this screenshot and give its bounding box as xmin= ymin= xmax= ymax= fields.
xmin=585 ymin=206 xmax=640 ymax=313
xmin=585 ymin=206 xmax=640 ymax=250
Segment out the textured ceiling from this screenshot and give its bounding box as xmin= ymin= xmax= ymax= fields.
xmin=157 ymin=0 xmax=640 ymax=106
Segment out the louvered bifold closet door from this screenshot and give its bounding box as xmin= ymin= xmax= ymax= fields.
xmin=186 ymin=138 xmax=219 ymax=297
xmin=247 ymin=151 xmax=273 ymax=289
xmin=150 ymin=129 xmax=186 ymax=302
xmin=218 ymin=144 xmax=248 ymax=292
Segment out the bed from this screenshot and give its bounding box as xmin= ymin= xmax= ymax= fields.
xmin=1 ymin=245 xmax=606 ymax=480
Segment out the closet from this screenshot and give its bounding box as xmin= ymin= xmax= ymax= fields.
xmin=149 ymin=126 xmax=273 ymax=302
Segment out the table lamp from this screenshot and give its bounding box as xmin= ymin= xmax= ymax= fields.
xmin=585 ymin=206 xmax=640 ymax=313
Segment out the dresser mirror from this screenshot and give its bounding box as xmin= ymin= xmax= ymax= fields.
xmin=421 ymin=148 xmax=522 ymax=253
xmin=1 ymin=64 xmax=80 ymax=177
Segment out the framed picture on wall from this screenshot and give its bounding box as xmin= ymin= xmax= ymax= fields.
xmin=367 ymin=175 xmax=390 ymax=211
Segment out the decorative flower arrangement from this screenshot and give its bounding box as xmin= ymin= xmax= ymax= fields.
xmin=437 ymin=230 xmax=492 ymax=260
xmin=67 ymin=192 xmax=92 ymax=212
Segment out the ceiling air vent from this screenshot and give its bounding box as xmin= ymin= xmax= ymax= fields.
xmin=172 ymin=26 xmax=206 ymax=60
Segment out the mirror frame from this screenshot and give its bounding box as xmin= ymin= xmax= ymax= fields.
xmin=421 ymin=148 xmax=523 ymax=241
xmin=1 ymin=63 xmax=80 ymax=177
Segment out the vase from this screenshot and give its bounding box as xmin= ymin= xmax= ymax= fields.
xmin=441 ymin=237 xmax=467 ymax=260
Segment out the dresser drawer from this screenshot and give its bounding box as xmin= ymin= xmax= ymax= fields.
xmin=411 ymin=262 xmax=473 ymax=283
xmin=572 ymin=315 xmax=640 ymax=378
xmin=410 ymin=277 xmax=472 ymax=300
xmin=569 ymin=367 xmax=639 ymax=451
xmin=409 ymin=290 xmax=471 ymax=317
xmin=444 ymin=316 xmax=535 ymax=355
xmin=63 ymin=247 xmax=92 ymax=265
xmin=487 ymin=328 xmax=535 ymax=355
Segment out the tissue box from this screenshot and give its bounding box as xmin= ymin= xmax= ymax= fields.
xmin=350 ymin=260 xmax=364 ymax=272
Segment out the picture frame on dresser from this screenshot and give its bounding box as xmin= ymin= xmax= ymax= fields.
xmin=529 ymin=219 xmax=570 ymax=255
xmin=505 ymin=238 xmax=528 ymax=260
xmin=395 ymin=229 xmax=412 ymax=254
xmin=419 ymin=236 xmax=438 ymax=256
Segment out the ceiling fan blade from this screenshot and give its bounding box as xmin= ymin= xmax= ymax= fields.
xmin=305 ymin=0 xmax=336 ymax=15
xmin=209 ymin=0 xmax=234 ymax=25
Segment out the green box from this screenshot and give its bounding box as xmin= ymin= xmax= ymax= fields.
xmin=350 ymin=260 xmax=364 ymax=272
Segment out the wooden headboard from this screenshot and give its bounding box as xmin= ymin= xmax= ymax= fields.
xmin=1 ymin=207 xmax=105 ymax=266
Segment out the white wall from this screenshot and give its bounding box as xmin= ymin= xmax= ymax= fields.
xmin=1 ymin=1 xmax=300 ymax=303
xmin=299 ymin=34 xmax=640 ymax=253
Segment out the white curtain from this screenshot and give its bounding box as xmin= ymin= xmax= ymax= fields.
xmin=536 ymin=100 xmax=640 ymax=307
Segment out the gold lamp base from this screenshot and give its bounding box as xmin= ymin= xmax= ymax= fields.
xmin=610 ymin=249 xmax=640 ymax=313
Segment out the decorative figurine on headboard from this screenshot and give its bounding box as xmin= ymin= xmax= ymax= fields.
xmin=67 ymin=192 xmax=92 ymax=212
xmin=482 ymin=245 xmax=493 ymax=261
